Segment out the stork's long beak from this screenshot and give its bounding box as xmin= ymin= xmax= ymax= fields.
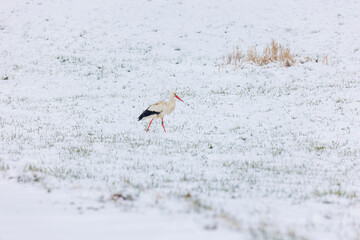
xmin=175 ymin=95 xmax=184 ymax=102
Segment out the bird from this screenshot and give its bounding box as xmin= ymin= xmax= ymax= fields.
xmin=138 ymin=92 xmax=184 ymax=132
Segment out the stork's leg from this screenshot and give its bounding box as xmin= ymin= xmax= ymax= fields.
xmin=146 ymin=119 xmax=154 ymax=132
xmin=161 ymin=118 xmax=166 ymax=132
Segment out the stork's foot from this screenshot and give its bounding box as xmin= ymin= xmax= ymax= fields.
xmin=161 ymin=118 xmax=166 ymax=132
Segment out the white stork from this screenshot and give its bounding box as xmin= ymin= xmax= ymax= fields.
xmin=138 ymin=92 xmax=184 ymax=132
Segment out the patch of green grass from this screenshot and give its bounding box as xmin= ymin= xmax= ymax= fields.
xmin=272 ymin=147 xmax=284 ymax=156
xmin=0 ymin=163 xmax=9 ymax=172
xmin=313 ymin=188 xmax=358 ymax=199
xmin=27 ymin=164 xmax=48 ymax=174
xmin=314 ymin=146 xmax=325 ymax=151
xmin=67 ymin=146 xmax=92 ymax=157
xmin=305 ymin=140 xmax=327 ymax=153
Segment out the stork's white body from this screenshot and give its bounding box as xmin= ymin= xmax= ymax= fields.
xmin=141 ymin=96 xmax=176 ymax=120
xmin=138 ymin=92 xmax=183 ymax=132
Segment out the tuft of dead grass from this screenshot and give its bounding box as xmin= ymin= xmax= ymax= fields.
xmin=225 ymin=46 xmax=243 ymax=68
xmin=322 ymin=54 xmax=329 ymax=65
xmin=247 ymin=40 xmax=295 ymax=66
xmin=222 ymin=40 xmax=329 ymax=68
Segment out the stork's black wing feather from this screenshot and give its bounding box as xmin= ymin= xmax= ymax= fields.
xmin=138 ymin=109 xmax=161 ymax=121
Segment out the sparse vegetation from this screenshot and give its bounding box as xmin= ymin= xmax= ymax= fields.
xmin=247 ymin=40 xmax=295 ymax=66
xmin=221 ymin=40 xmax=330 ymax=68
xmin=110 ymin=193 xmax=134 ymax=201
xmin=313 ymin=188 xmax=358 ymax=199
xmin=182 ymin=193 xmax=212 ymax=213
xmin=0 ymin=163 xmax=9 ymax=172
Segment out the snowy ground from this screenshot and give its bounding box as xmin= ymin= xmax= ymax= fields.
xmin=0 ymin=181 xmax=240 ymax=240
xmin=1 ymin=0 xmax=360 ymax=239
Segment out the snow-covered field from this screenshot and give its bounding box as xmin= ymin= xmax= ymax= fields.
xmin=1 ymin=0 xmax=360 ymax=239
xmin=0 ymin=181 xmax=240 ymax=240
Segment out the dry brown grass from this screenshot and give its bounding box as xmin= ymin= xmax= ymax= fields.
xmin=225 ymin=46 xmax=243 ymax=68
xmin=247 ymin=40 xmax=295 ymax=66
xmin=322 ymin=54 xmax=329 ymax=65
xmin=222 ymin=40 xmax=329 ymax=68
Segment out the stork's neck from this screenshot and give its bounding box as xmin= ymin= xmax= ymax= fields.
xmin=166 ymin=95 xmax=176 ymax=114
xmin=169 ymin=94 xmax=175 ymax=103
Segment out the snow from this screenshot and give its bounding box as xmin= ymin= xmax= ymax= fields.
xmin=0 ymin=180 xmax=239 ymax=240
xmin=1 ymin=0 xmax=360 ymax=239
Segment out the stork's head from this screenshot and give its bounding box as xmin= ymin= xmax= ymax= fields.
xmin=170 ymin=92 xmax=184 ymax=102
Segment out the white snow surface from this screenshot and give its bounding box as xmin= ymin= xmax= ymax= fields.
xmin=1 ymin=0 xmax=360 ymax=239
xmin=0 ymin=181 xmax=239 ymax=240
